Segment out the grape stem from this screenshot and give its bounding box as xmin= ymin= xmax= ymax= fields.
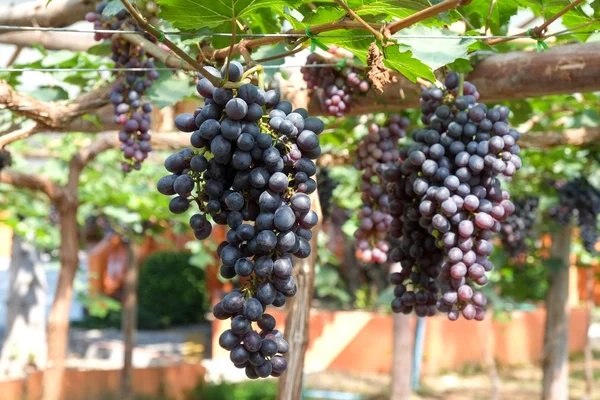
xmin=118 ymin=0 xmax=221 ymax=87
xmin=458 ymin=73 xmax=465 ymax=97
xmin=223 ymin=10 xmax=238 ymax=82
xmin=334 ymin=0 xmax=383 ymax=40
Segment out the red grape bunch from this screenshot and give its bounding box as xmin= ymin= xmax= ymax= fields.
xmin=157 ymin=62 xmax=324 ymax=379
xmin=86 ymin=2 xmax=159 ymax=173
xmin=301 ymin=46 xmax=370 ymax=117
xmin=354 ymin=115 xmax=409 ymax=264
xmin=383 ymin=72 xmax=522 ymax=320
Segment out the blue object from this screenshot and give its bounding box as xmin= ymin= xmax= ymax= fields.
xmin=412 ymin=316 xmax=426 ymax=391
xmin=303 ymin=389 xmax=363 ymax=400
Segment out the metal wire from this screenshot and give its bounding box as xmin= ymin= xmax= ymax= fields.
xmin=0 ymin=24 xmax=596 ymax=39
xmin=0 ymin=64 xmax=340 ymax=73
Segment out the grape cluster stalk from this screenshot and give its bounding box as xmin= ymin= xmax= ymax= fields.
xmin=354 ymin=115 xmax=409 ymax=264
xmin=382 ymin=72 xmax=522 ymax=320
xmin=301 ymin=46 xmax=370 ymax=117
xmin=500 ymin=196 xmax=539 ymax=258
xmin=157 ymin=61 xmax=323 ymax=379
xmin=550 ymin=178 xmax=600 ymax=253
xmin=87 ymin=1 xmax=159 ymax=173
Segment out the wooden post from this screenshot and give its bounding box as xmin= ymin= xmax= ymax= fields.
xmin=541 ymin=225 xmax=572 ymax=400
xmin=43 ymin=203 xmax=79 ymax=400
xmin=120 ymin=239 xmax=139 ymax=400
xmin=583 ymin=266 xmax=594 ymax=400
xmin=277 ymin=189 xmax=322 ymax=400
xmin=391 ymin=313 xmax=414 ymax=400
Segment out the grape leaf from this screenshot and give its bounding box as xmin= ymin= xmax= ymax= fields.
xmin=102 ymin=0 xmax=131 ymax=17
xmin=304 ymin=0 xmax=431 ymax=25
xmin=393 ymin=26 xmax=474 ymax=71
xmin=460 ymin=0 xmax=521 ymax=33
xmin=319 ymin=29 xmax=435 ymax=82
xmin=156 ymin=0 xmax=302 ymax=30
xmin=146 ymin=69 xmax=195 ymax=108
xmin=561 ymin=8 xmax=600 ymax=42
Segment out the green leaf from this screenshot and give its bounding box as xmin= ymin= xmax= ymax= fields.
xmin=146 ymin=70 xmax=195 ymax=108
xmin=393 ymin=26 xmax=474 ymax=71
xmin=41 ymin=50 xmax=78 ymax=67
xmin=87 ymin=42 xmax=113 ymax=57
xmin=385 ymin=49 xmax=436 ymax=82
xmin=561 ymin=9 xmax=600 ymax=42
xmin=103 ymin=0 xmax=130 ymax=17
xmin=27 ymin=86 xmax=69 ymax=101
xmin=304 ymin=0 xmax=430 ymax=25
xmin=156 ymin=0 xmax=302 ymax=30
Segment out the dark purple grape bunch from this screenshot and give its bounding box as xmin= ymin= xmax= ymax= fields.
xmin=354 ymin=115 xmax=409 ymax=264
xmin=317 ymin=168 xmax=338 ymax=221
xmin=87 ymin=2 xmax=159 ymax=172
xmin=157 ymin=61 xmax=324 ymax=379
xmin=550 ymin=178 xmax=600 ymax=253
xmin=384 ymin=72 xmax=522 ymax=320
xmin=301 ymin=47 xmax=370 ymax=117
xmin=500 ymin=196 xmax=539 ymax=259
xmin=0 ymin=148 xmax=12 ymax=172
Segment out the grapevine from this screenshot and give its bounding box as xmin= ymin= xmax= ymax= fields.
xmin=383 ymin=72 xmax=522 ymax=320
xmin=301 ymin=47 xmax=370 ymax=117
xmin=87 ymin=1 xmax=159 ymax=173
xmin=354 ymin=115 xmax=409 ymax=264
xmin=157 ymin=62 xmax=323 ymax=378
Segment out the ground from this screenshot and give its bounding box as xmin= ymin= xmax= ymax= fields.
xmin=305 ymin=353 xmax=600 ymax=400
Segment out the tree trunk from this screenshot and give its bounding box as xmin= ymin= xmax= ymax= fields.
xmin=0 ymin=234 xmax=47 ymax=378
xmin=583 ymin=267 xmax=594 ymax=400
xmin=120 ymin=240 xmax=139 ymax=400
xmin=42 ymin=204 xmax=79 ymax=400
xmin=541 ymin=225 xmax=572 ymax=400
xmin=277 ymin=190 xmax=321 ymax=400
xmin=391 ymin=313 xmax=414 ymax=400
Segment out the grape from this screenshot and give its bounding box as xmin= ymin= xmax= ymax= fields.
xmin=384 ymin=71 xmax=521 ymax=321
xmin=301 ymin=50 xmax=370 ymax=116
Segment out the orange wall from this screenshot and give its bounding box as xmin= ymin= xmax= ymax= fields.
xmin=0 ymin=364 xmax=205 ymax=400
xmin=0 ymin=222 xmax=12 ymax=257
xmin=213 ymin=307 xmax=589 ymax=376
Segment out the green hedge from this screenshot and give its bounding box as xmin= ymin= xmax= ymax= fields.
xmin=76 ymin=250 xmax=208 ymax=330
xmin=193 ymin=381 xmax=278 ymax=400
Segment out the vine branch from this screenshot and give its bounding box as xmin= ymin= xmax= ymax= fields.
xmin=119 ymin=0 xmax=221 ymax=86
xmin=0 ymin=123 xmax=41 ymax=149
xmin=387 ymin=0 xmax=471 ymax=34
xmin=0 ymin=169 xmax=63 ymax=200
xmin=486 ymin=0 xmax=585 ymax=45
xmin=334 ymin=0 xmax=383 ymax=40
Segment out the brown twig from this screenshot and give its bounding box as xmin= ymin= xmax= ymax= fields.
xmin=116 ymin=33 xmax=196 ymax=71
xmin=5 ymin=46 xmax=22 ymax=67
xmin=334 ymin=0 xmax=383 ymax=39
xmin=0 ymin=169 xmax=63 ymax=200
xmin=223 ymin=10 xmax=238 ymax=81
xmin=483 ymin=0 xmax=495 ymax=35
xmin=0 ymin=123 xmax=41 ymax=149
xmin=486 ymin=0 xmax=585 ymax=45
xmin=238 ymin=41 xmax=254 ymax=66
xmin=387 ymin=0 xmax=469 ymax=34
xmin=119 ymin=0 xmax=220 ymax=86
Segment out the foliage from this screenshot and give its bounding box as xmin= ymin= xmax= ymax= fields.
xmin=137 ymin=251 xmax=209 ymax=329
xmin=192 ymin=380 xmax=278 ymax=400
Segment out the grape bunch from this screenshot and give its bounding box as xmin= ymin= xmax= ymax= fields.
xmin=383 ymin=72 xmax=522 ymax=320
xmin=156 ymin=62 xmax=324 ymax=378
xmin=354 ymin=115 xmax=409 ymax=264
xmin=500 ymin=196 xmax=539 ymax=258
xmin=301 ymin=47 xmax=370 ymax=117
xmin=87 ymin=2 xmax=159 ymax=172
xmin=0 ymin=149 xmax=12 ymax=172
xmin=550 ymin=178 xmax=600 ymax=253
